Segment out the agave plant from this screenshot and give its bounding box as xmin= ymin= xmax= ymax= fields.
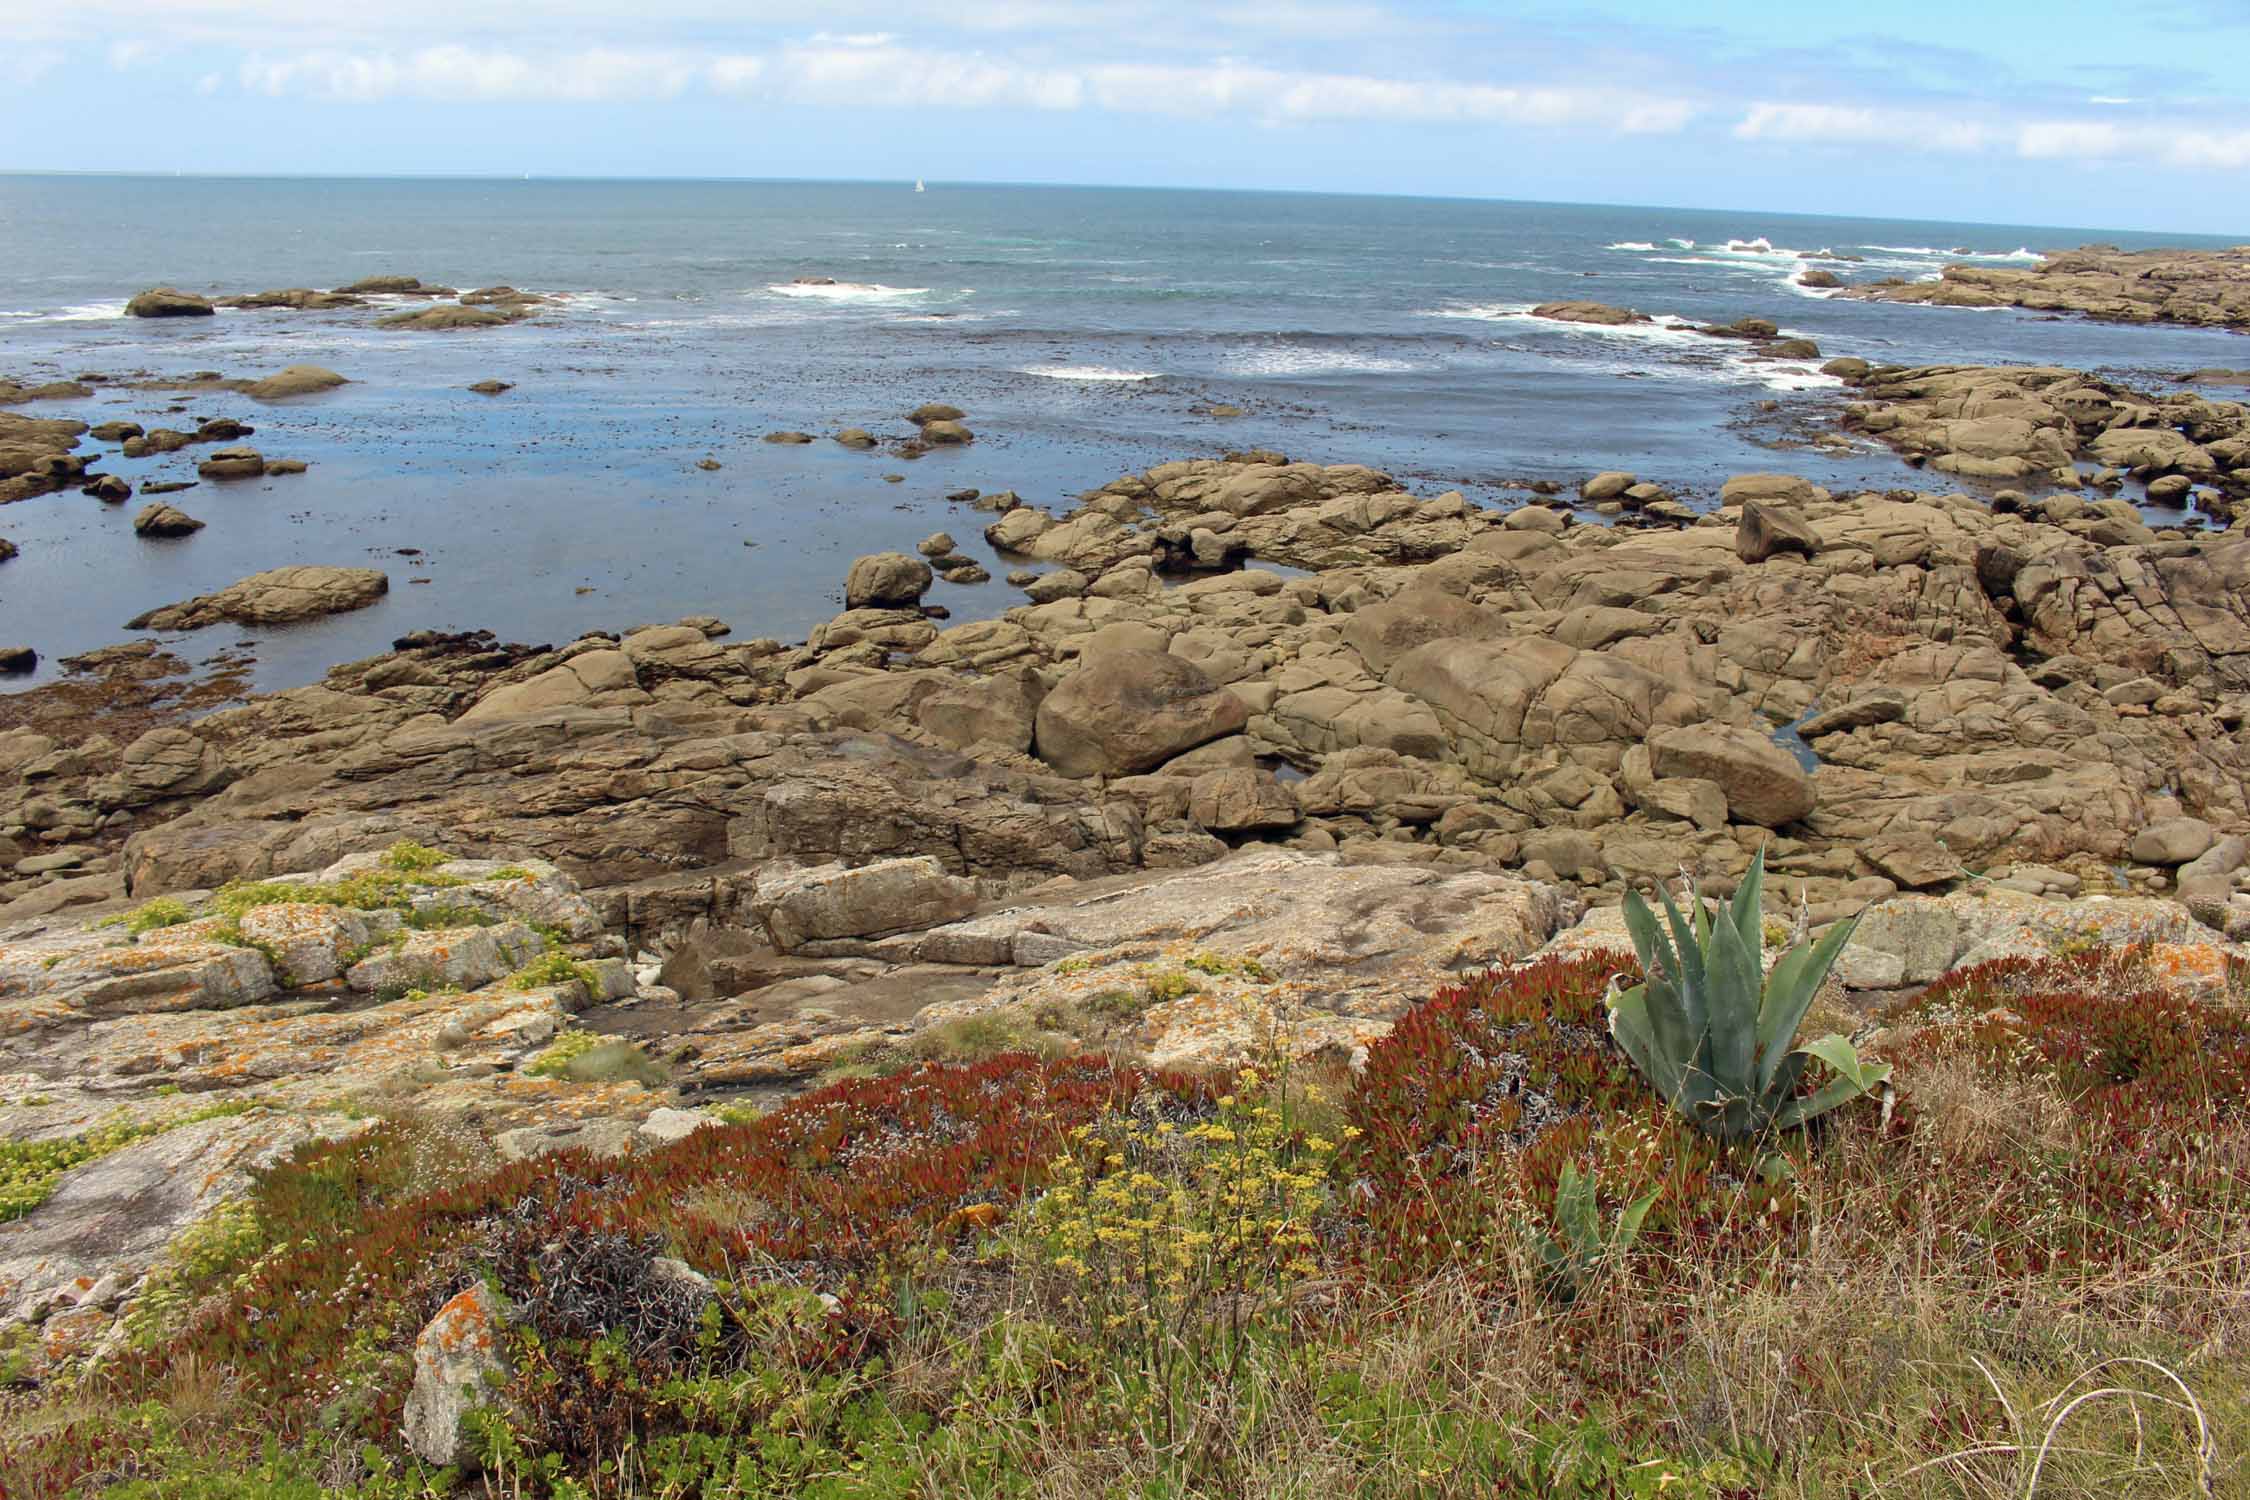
xmin=1608 ymin=850 xmax=1890 ymax=1140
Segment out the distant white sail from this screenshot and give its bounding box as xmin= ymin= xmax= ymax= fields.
xmin=914 ymin=178 xmax=926 ymax=193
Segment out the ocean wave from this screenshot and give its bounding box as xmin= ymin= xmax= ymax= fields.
xmin=1018 ymin=365 xmax=1162 ymax=382
xmin=1863 ymin=244 xmax=2042 ymax=263
xmin=765 ymin=281 xmax=935 ymax=301
xmin=1605 ymin=241 xmax=1659 ymax=252
xmin=4 ymin=299 xmax=133 ymax=322
xmin=1421 ymin=303 xmax=1840 ymax=392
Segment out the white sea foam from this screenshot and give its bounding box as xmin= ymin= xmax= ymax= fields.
xmin=1605 ymin=241 xmax=1659 ymax=252
xmin=765 ymin=281 xmax=933 ymax=301
xmin=1019 ymin=365 xmax=1162 ymax=382
xmin=1225 ymin=347 xmax=1420 ymax=377
xmin=28 ymin=300 xmax=132 ymax=322
xmin=1422 ymin=303 xmax=1841 ymax=392
xmin=1864 ymin=244 xmax=2042 ymax=263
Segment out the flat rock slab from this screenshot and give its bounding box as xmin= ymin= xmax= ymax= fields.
xmin=0 ymin=1110 xmax=366 ymax=1323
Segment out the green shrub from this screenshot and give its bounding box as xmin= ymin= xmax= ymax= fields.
xmin=124 ymin=897 xmax=194 ymax=936
xmin=524 ymin=1028 xmax=601 ymax=1077
xmin=378 ymin=839 xmax=452 ymax=874
xmin=509 ymin=950 xmax=597 ymax=993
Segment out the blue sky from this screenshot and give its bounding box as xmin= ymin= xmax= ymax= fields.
xmin=5 ymin=0 xmax=2248 ymax=232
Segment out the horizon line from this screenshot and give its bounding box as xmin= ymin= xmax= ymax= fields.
xmin=0 ymin=168 xmax=2241 ymax=243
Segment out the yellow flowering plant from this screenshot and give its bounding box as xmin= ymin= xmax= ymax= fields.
xmin=1026 ymin=1065 xmax=1341 ymax=1446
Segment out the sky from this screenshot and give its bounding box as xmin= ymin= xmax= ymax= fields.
xmin=4 ymin=0 xmax=2249 ymax=233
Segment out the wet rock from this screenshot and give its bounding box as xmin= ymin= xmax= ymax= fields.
xmin=762 ymin=430 xmax=814 ymax=444
xmin=124 ymin=287 xmax=215 ymax=318
xmin=376 ymin=305 xmax=513 ymax=331
xmin=467 ymin=380 xmax=514 ymax=395
xmin=834 ymin=428 xmax=877 ymax=448
xmin=908 ymin=402 xmax=965 ymax=423
xmin=1531 ymin=301 xmax=1647 ymax=325
xmin=133 ymin=501 xmax=204 ymax=538
xmin=920 ymin=419 xmax=973 ymax=444
xmin=82 ymin=474 xmax=131 ymax=503
xmin=0 ymin=645 xmax=34 ymax=674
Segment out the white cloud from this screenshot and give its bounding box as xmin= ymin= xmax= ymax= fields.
xmin=2017 ymin=120 xmax=2125 ymax=159
xmin=1734 ymin=101 xmax=1986 ymax=152
xmin=2166 ymin=128 xmax=2250 ymax=168
xmin=238 ymin=38 xmax=1697 ymax=134
xmin=108 ymin=39 xmax=155 ymax=69
xmin=2087 ymin=95 xmax=2136 ymax=105
xmin=241 ymin=45 xmax=700 ymax=102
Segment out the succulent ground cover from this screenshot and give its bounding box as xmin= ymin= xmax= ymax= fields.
xmin=3 ymin=943 xmax=2245 ymax=1498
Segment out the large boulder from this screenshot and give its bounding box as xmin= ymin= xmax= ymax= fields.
xmin=125 ymin=287 xmax=215 ymax=318
xmin=126 ymin=566 xmax=388 ymax=630
xmin=1646 ymin=723 xmax=1815 ymax=827
xmin=752 ymin=856 xmax=978 ymax=951
xmin=2130 ymin=817 xmax=2217 ymax=866
xmin=195 ymin=447 xmax=265 ymax=480
xmin=133 ymin=501 xmax=204 ymax=538
xmin=1736 ymin=500 xmax=1820 ymax=562
xmin=843 ymin=553 xmax=934 ymax=609
xmin=1033 ymin=649 xmax=1250 ymax=777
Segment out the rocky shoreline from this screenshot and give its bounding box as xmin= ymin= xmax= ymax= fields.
xmin=1841 ymin=242 xmax=2250 ymax=332
xmin=9 ymin=334 xmax=2250 ymax=1378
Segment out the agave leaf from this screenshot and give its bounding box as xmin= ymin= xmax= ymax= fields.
xmin=1795 ymin=1033 xmax=1890 ymax=1092
xmin=1639 ymin=976 xmax=1705 ymax=1109
xmin=1731 ymin=847 xmax=1766 ymax=975
xmin=1755 ymin=914 xmax=1861 ymax=1092
xmin=1653 ymin=882 xmax=1707 ymax=1001
xmin=1706 ymin=906 xmax=1761 ymax=1096
xmin=1772 ymin=1037 xmax=1892 ymax=1130
xmin=1619 ymin=888 xmax=1675 ymax=991
xmin=1761 ymin=1048 xmax=1809 ymax=1113
xmin=1607 ymin=982 xmax=1667 ymax=1095
xmin=1771 ymin=1075 xmax=1873 ymax=1131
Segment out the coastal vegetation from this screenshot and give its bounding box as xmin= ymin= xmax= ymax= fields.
xmin=4 ymin=915 xmax=2243 ymax=1497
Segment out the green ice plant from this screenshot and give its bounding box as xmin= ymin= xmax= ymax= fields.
xmin=1608 ymin=850 xmax=1890 ymax=1140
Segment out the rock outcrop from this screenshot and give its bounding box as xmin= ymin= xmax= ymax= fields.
xmin=125 ymin=566 xmax=388 ymax=630
xmin=1843 ymin=244 xmax=2250 ymax=332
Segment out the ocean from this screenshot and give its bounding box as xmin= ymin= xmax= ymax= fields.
xmin=2 ymin=175 xmax=2244 ymax=691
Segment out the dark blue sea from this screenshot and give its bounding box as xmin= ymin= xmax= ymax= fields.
xmin=2 ymin=176 xmax=2244 ymax=689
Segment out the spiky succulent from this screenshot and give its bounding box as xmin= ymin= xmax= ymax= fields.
xmin=1608 ymin=850 xmax=1890 ymax=1140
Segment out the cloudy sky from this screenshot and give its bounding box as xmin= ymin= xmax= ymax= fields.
xmin=7 ymin=0 xmax=2249 ymax=231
